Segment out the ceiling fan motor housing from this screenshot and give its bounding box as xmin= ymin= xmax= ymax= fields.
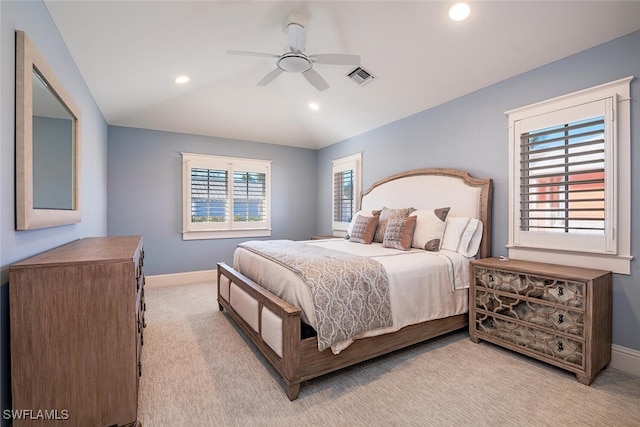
xmin=286 ymin=22 xmax=306 ymax=52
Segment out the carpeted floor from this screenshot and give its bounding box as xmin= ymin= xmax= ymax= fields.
xmin=138 ymin=281 xmax=640 ymax=426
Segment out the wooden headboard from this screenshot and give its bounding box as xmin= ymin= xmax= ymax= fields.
xmin=360 ymin=168 xmax=493 ymax=258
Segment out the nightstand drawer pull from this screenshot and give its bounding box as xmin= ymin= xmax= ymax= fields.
xmin=558 ymin=314 xmax=564 ymax=324
xmin=558 ymin=342 xmax=564 ymax=352
xmin=558 ymin=286 xmax=564 ymax=296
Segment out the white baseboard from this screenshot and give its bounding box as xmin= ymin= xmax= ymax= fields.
xmin=611 ymin=344 xmax=640 ymax=377
xmin=145 ymin=269 xmax=217 ymax=288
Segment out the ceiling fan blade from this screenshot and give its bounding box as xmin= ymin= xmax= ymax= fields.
xmin=227 ymin=50 xmax=279 ymax=59
xmin=257 ymin=68 xmax=283 ymax=86
xmin=302 ymin=68 xmax=329 ymax=91
xmin=310 ymin=53 xmax=361 ymax=66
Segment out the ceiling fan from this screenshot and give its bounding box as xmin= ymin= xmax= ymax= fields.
xmin=228 ymin=22 xmax=361 ymax=91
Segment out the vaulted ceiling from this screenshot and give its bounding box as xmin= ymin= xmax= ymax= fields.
xmin=44 ymin=1 xmax=640 ymax=149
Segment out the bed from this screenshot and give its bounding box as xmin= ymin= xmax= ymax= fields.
xmin=217 ymin=168 xmax=493 ymax=400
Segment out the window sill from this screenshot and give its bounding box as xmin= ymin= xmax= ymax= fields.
xmin=506 ymin=246 xmax=632 ymax=275
xmin=182 ymin=229 xmax=271 ymax=241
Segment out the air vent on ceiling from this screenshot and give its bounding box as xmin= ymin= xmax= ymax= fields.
xmin=347 ymin=66 xmax=375 ymax=86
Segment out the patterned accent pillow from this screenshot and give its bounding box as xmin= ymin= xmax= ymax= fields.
xmin=348 ymin=215 xmax=379 ymax=244
xmin=409 ymin=207 xmax=451 ymax=251
xmin=373 ymin=207 xmax=413 ymax=243
xmin=346 ymin=210 xmax=370 ymax=238
xmin=383 ymin=216 xmax=417 ymax=251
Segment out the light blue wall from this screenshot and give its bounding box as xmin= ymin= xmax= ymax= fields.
xmin=318 ymin=30 xmax=640 ymax=353
xmin=106 ymin=126 xmax=318 ymax=275
xmin=1 ymin=0 xmax=639 ymax=418
xmin=0 ymin=1 xmax=109 ymax=420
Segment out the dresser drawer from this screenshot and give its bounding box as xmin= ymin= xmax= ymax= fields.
xmin=475 ymin=267 xmax=585 ymax=309
xmin=475 ymin=311 xmax=584 ymax=368
xmin=475 ymin=289 xmax=585 ymax=336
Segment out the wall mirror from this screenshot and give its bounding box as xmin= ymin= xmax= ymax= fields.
xmin=15 ymin=30 xmax=81 ymax=230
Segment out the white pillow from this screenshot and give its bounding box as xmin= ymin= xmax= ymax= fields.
xmin=441 ymin=217 xmax=483 ymax=257
xmin=409 ymin=207 xmax=450 ymax=251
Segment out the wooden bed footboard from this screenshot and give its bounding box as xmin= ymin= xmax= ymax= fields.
xmin=217 ymin=262 xmax=303 ymax=399
xmin=217 ymin=262 xmax=468 ymax=400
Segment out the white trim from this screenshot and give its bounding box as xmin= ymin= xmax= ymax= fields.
xmin=182 ymin=229 xmax=271 ymax=241
xmin=611 ymin=344 xmax=640 ymax=378
xmin=145 ymin=269 xmax=217 ymax=287
xmin=505 ymin=76 xmax=633 ymax=116
xmin=507 ymin=246 xmax=632 ymax=275
xmin=506 ymin=77 xmax=633 ymax=275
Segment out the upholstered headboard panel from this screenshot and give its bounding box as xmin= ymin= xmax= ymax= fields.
xmin=360 ymin=169 xmax=493 ymax=258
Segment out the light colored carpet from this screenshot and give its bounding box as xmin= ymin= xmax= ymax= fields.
xmin=138 ymin=281 xmax=640 ymax=426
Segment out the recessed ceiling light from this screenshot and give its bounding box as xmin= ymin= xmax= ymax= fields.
xmin=309 ymin=102 xmax=320 ymax=111
xmin=174 ymin=75 xmax=190 ymax=84
xmin=449 ymin=2 xmax=471 ymax=21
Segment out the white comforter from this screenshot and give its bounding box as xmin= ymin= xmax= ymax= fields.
xmin=233 ymin=239 xmax=471 ymax=353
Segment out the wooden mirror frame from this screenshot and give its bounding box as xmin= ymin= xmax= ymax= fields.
xmin=15 ymin=30 xmax=81 ymax=230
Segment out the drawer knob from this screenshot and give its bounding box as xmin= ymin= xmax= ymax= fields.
xmin=558 ymin=286 xmax=564 ymax=296
xmin=558 ymin=314 xmax=564 ymax=324
xmin=558 ymin=342 xmax=564 ymax=352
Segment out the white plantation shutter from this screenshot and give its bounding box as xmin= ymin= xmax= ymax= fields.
xmin=182 ymin=153 xmax=271 ymax=240
xmin=332 ymin=153 xmax=362 ymax=232
xmin=190 ymin=168 xmax=228 ymax=223
xmin=519 ymin=116 xmax=606 ymax=235
xmin=232 ymin=169 xmax=268 ymax=229
xmin=333 ymin=169 xmax=354 ymax=223
xmin=512 ymin=98 xmax=612 ymax=254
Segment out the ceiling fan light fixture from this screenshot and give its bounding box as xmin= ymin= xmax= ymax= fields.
xmin=277 ymin=53 xmax=312 ymax=73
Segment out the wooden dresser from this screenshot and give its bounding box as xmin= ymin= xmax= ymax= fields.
xmin=9 ymin=236 xmax=145 ymax=426
xmin=470 ymin=257 xmax=611 ymax=385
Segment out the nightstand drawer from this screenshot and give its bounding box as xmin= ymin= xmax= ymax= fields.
xmin=474 ymin=267 xmax=585 ymax=309
xmin=475 ymin=311 xmax=585 ymax=368
xmin=475 ymin=288 xmax=585 ymax=336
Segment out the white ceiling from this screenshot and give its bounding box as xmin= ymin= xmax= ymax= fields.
xmin=44 ymin=1 xmax=640 ymax=150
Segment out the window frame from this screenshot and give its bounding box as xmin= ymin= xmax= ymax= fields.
xmin=331 ymin=153 xmax=362 ymax=235
xmin=182 ymin=152 xmax=272 ymax=241
xmin=506 ymin=77 xmax=633 ymax=274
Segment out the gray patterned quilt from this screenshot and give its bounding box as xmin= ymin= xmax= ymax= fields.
xmin=238 ymin=240 xmax=392 ymax=351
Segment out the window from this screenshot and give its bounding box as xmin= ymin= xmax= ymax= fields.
xmin=332 ymin=153 xmax=362 ymax=234
xmin=182 ymin=153 xmax=271 ymax=240
xmin=507 ymin=77 xmax=632 ymax=274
